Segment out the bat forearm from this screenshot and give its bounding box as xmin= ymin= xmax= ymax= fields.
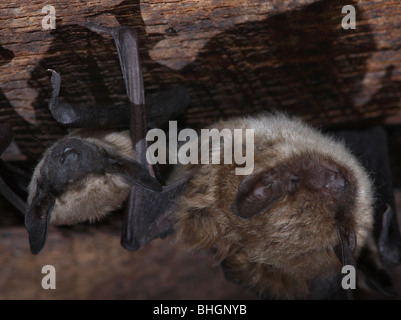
xmin=53 ymin=102 xmax=130 ymax=128
xmin=48 ymin=69 xmax=130 ymax=128
xmin=130 ymin=102 xmax=150 ymax=170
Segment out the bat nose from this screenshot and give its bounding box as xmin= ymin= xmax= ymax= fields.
xmin=60 ymin=147 xmax=79 ymax=164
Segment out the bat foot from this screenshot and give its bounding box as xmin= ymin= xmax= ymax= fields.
xmin=120 ymin=237 xmax=140 ymax=252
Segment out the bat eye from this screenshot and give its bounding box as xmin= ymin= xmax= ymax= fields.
xmin=324 ymin=169 xmax=345 ymax=189
xmin=60 ymin=147 xmax=79 ymax=164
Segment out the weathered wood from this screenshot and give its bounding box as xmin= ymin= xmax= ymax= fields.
xmin=0 ymin=197 xmax=254 ymax=299
xmin=2 ymin=189 xmax=401 ymax=299
xmin=0 ymin=223 xmax=257 ymax=299
xmin=1 ymin=0 xmax=401 ymax=160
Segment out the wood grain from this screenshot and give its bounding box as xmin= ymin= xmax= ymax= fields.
xmin=0 ymin=223 xmax=256 ymax=299
xmin=1 ymin=0 xmax=401 ymax=160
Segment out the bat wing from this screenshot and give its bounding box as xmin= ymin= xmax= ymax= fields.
xmin=47 ymin=26 xmax=189 ymax=130
xmin=47 ymin=69 xmax=189 ymax=129
xmin=0 ymin=123 xmax=12 ymax=155
xmin=333 ymin=126 xmax=401 ymax=265
xmin=121 ymin=177 xmax=191 ymax=251
xmin=25 ymin=188 xmax=55 ymax=255
xmin=86 ymin=22 xmax=192 ymax=251
xmin=332 ymin=126 xmax=401 ymax=296
xmin=0 ymin=123 xmax=26 ymax=214
xmin=146 ymin=85 xmax=191 ymax=129
xmin=47 ymin=69 xmax=130 ymax=128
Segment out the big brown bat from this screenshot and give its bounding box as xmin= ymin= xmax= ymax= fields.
xmin=173 ymin=113 xmax=377 ymax=299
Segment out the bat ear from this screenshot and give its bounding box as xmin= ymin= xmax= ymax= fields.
xmin=104 ymin=152 xmax=162 ymax=192
xmin=378 ymin=204 xmax=401 ymax=266
xmin=333 ymin=226 xmax=357 ymax=267
xmin=25 ymin=187 xmax=56 ymax=255
xmin=231 ymin=169 xmax=286 ymax=219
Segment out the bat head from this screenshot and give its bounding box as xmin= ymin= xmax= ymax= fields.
xmin=232 ymin=156 xmax=352 ymax=221
xmin=39 ymin=137 xmax=107 ymax=195
xmin=25 ymin=132 xmax=162 ymax=255
xmin=229 ymin=153 xmax=363 ymax=297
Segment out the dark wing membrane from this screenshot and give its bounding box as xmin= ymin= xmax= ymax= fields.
xmin=0 ymin=123 xmax=26 ymax=214
xmin=121 ymin=177 xmax=191 ymax=251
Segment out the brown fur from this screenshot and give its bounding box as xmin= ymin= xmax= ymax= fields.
xmin=174 ymin=114 xmax=374 ymax=299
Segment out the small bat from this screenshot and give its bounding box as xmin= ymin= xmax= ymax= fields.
xmin=172 ymin=113 xmax=401 ymax=299
xmin=24 ymin=22 xmax=191 ymax=255
xmin=26 ymin=128 xmax=160 ymax=225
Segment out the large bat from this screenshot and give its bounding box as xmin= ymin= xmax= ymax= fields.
xmin=173 ymin=114 xmax=401 ymax=299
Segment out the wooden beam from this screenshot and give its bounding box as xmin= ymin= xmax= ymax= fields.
xmin=0 ymin=224 xmax=256 ymax=299
xmin=1 ymin=0 xmax=401 ymax=161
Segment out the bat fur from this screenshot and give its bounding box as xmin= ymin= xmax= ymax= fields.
xmin=26 ymin=112 xmax=391 ymax=299
xmin=28 ymin=129 xmax=132 ymax=225
xmin=23 ymin=23 xmax=396 ymax=297
xmin=172 ymin=113 xmax=375 ymax=299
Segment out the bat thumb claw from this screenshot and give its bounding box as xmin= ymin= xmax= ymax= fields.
xmin=47 ymin=69 xmax=59 ymax=76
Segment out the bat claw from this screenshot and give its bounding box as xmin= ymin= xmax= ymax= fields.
xmin=47 ymin=69 xmax=60 ymax=87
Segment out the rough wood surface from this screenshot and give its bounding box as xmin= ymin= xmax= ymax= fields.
xmin=0 ymin=198 xmax=255 ymax=299
xmin=2 ymin=190 xmax=401 ymax=299
xmin=0 ymin=221 xmax=256 ymax=299
xmin=1 ymin=0 xmax=401 ymax=160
